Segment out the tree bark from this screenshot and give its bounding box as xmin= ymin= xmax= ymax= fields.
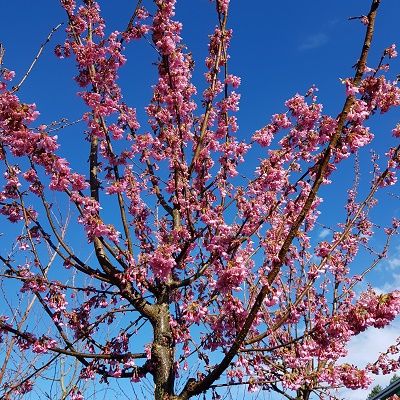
xmin=152 ymin=303 xmax=175 ymax=400
xmin=296 ymin=388 xmax=311 ymax=400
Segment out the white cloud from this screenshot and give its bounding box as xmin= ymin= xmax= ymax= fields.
xmin=318 ymin=228 xmax=331 ymax=239
xmin=381 ymin=245 xmax=400 ymax=271
xmin=388 ymin=256 xmax=400 ymax=270
xmin=375 ymin=273 xmax=400 ymax=294
xmin=337 ymin=323 xmax=400 ymax=399
xmin=299 ymin=33 xmax=328 ymax=51
xmin=337 ymin=274 xmax=400 ymax=398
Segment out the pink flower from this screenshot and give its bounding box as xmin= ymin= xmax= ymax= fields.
xmin=225 ymin=74 xmax=241 ymax=88
xmin=2 ymin=69 xmax=15 ymax=81
xmin=16 ymin=380 xmax=34 ymax=395
xmin=32 ymin=337 xmax=57 ymax=354
xmin=252 ymin=124 xmax=277 ymax=147
xmin=217 ymin=0 xmax=230 ymax=13
xmin=70 ymin=389 xmax=84 ymax=400
xmin=392 ymin=123 xmax=400 ymax=137
xmin=37 ymin=134 xmax=59 ymax=152
xmin=361 ymin=15 xmax=369 ymax=25
xmin=272 ymin=113 xmax=291 ymax=129
xmin=341 ymin=78 xmax=359 ymax=96
xmin=385 ymin=44 xmax=398 ymax=59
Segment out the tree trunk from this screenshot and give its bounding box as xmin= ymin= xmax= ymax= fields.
xmin=152 ymin=303 xmax=175 ymax=400
xmin=296 ymin=388 xmax=311 ymax=400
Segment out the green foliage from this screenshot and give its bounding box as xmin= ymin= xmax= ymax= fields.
xmin=390 ymin=374 xmax=400 ymax=385
xmin=367 ymin=385 xmax=384 ymax=400
xmin=367 ymin=376 xmax=400 ymax=400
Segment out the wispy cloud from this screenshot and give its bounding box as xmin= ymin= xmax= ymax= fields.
xmin=388 ymin=254 xmax=400 ymax=270
xmin=375 ymin=273 xmax=400 ymax=294
xmin=318 ymin=228 xmax=331 ymax=239
xmin=298 ymin=33 xmax=328 ymax=51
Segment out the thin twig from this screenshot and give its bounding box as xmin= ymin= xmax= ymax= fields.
xmin=11 ymin=23 xmax=63 ymax=93
xmin=0 ymin=43 xmax=5 ymax=66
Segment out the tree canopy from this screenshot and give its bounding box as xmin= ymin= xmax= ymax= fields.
xmin=0 ymin=1 xmax=400 ymax=399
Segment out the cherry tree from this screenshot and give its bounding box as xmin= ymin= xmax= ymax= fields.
xmin=1 ymin=0 xmax=400 ymax=399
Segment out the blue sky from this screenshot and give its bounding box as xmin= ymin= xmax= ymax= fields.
xmin=2 ymin=1 xmax=400 ymax=399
